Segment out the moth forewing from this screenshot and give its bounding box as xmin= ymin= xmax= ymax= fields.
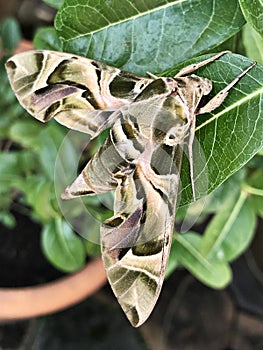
xmin=5 ymin=50 xmax=152 ymax=136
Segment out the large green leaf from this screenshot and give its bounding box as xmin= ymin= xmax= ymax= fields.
xmin=51 ymin=1 xmax=262 ymax=208
xmin=169 ymin=53 xmax=263 ymax=206
xmin=55 ymin=0 xmax=245 ymax=74
xmin=239 ymin=0 xmax=263 ymax=37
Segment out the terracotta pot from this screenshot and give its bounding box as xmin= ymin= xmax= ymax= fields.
xmin=0 ymin=258 xmax=107 ymax=321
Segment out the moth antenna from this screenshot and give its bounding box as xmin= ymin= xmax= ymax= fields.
xmin=146 ymin=71 xmax=159 ymax=79
xmin=197 ymin=60 xmax=257 ymax=115
xmin=188 ymin=119 xmax=196 ymax=201
xmin=175 ymin=50 xmax=231 ymax=78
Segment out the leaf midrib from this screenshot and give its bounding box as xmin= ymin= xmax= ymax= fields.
xmin=59 ymin=0 xmax=187 ymax=41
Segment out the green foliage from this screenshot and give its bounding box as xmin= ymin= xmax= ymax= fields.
xmin=243 ymin=24 xmax=263 ymax=65
xmin=0 ymin=17 xmax=21 ymax=52
xmin=33 ymin=27 xmax=62 ymax=51
xmin=42 ymin=218 xmax=86 ymax=272
xmin=1 ymin=0 xmax=263 ymax=286
xmin=42 ymin=0 xmax=64 ymax=10
xmin=171 ymin=54 xmax=263 ymax=205
xmin=171 ymin=232 xmax=232 ymax=288
xmin=54 ymin=0 xmax=245 ymax=75
xmin=168 ymin=167 xmax=261 ymax=287
xmin=239 ymin=0 xmax=263 ymax=36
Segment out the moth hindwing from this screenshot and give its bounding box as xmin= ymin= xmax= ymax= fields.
xmin=5 ymin=50 xmax=256 ymax=327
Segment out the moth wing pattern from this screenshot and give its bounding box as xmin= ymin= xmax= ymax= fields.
xmin=5 ymin=48 xmax=258 ymax=328
xmin=100 ymin=140 xmax=183 ymax=327
xmin=6 ymin=50 xmax=186 ymax=326
xmin=5 ymin=50 xmax=152 ymax=137
xmin=6 ymin=51 xmax=180 ymax=326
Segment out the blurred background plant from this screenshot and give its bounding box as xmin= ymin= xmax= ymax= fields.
xmin=0 ymin=0 xmax=262 ymax=284
xmin=0 ymin=19 xmax=89 ymax=273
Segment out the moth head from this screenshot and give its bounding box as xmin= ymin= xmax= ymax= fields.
xmin=191 ymin=74 xmax=213 ymax=95
xmin=175 ymin=74 xmax=212 ymax=96
xmin=164 ymin=77 xmax=178 ymax=93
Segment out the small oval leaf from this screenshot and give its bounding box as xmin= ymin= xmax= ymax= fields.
xmin=220 ymin=198 xmax=256 ymax=261
xmin=42 ymin=219 xmax=86 ymax=272
xmin=173 ymin=232 xmax=232 ymax=288
xmin=42 ymin=0 xmax=64 ymax=9
xmin=200 ymin=191 xmax=256 ymax=261
xmin=1 ymin=18 xmax=21 ymax=51
xmin=9 ymin=120 xmax=43 ymax=149
xmin=34 ymin=27 xmax=63 ymax=51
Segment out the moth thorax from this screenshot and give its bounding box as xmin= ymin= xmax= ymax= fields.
xmin=163 ymin=95 xmax=189 ymax=121
xmin=176 ymin=75 xmax=213 ymax=96
xmin=152 ymin=98 xmax=188 ymax=145
xmin=192 ymin=75 xmax=213 ymax=95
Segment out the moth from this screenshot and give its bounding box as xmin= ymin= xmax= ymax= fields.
xmin=5 ymin=50 xmax=255 ymax=327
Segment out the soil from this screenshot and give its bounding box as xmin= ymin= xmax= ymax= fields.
xmin=0 ymin=210 xmax=63 ymax=288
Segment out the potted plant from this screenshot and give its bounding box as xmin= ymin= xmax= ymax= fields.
xmin=0 ymin=0 xmax=262 ymax=325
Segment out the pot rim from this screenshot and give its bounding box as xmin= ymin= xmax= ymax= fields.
xmin=0 ymin=258 xmax=107 ymax=321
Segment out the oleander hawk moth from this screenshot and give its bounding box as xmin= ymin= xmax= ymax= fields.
xmin=5 ymin=50 xmax=255 ymax=327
